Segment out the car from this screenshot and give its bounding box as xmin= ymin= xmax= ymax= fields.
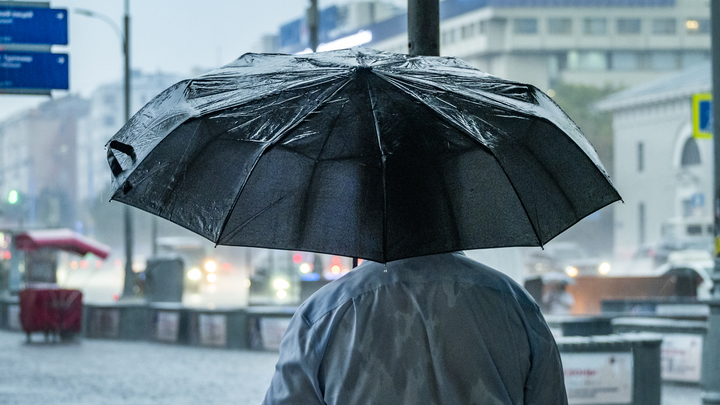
xmin=525 ymin=242 xmax=612 ymax=278
xmin=652 ymin=256 xmax=714 ymax=299
xmin=633 ymin=238 xmax=712 ymax=268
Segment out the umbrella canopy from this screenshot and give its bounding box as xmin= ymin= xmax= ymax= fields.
xmin=107 ymin=48 xmax=620 ymax=263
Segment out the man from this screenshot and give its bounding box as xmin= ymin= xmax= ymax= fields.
xmin=263 ymin=252 xmax=567 ymax=404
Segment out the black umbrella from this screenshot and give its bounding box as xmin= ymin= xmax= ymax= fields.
xmin=106 ymin=48 xmax=620 ymax=263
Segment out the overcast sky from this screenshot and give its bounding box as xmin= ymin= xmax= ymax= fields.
xmin=0 ymin=0 xmax=407 ymax=120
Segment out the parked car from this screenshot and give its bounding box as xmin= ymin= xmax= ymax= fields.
xmin=652 ymin=256 xmax=714 ymax=299
xmin=633 ymin=238 xmax=712 ymax=268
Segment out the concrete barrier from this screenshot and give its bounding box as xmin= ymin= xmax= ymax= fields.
xmin=545 ymin=315 xmax=614 ymax=338
xmin=557 ymin=334 xmax=662 ymax=405
xmin=82 ymin=301 xmax=150 ymax=340
xmin=602 ymin=298 xmax=708 ymax=320
xmin=148 ymin=302 xmax=189 ymax=344
xmin=612 ymin=317 xmax=707 ymax=385
xmin=63 ymin=301 xmax=298 ymax=351
xmin=246 ymin=306 xmax=296 ymax=350
xmin=186 ymin=307 xmax=249 ymax=349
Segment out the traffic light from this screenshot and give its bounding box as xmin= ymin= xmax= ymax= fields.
xmin=7 ymin=190 xmax=18 ymax=205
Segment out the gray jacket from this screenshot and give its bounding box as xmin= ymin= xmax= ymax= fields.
xmin=263 ymin=252 xmax=567 ymax=404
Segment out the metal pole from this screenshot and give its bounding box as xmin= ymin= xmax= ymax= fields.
xmin=121 ymin=0 xmax=135 ymax=297
xmin=308 ymin=0 xmax=319 ymax=52
xmin=702 ymin=2 xmax=720 ymax=403
xmin=408 ymin=0 xmax=439 ymax=56
xmin=151 ymin=217 xmax=158 ymax=256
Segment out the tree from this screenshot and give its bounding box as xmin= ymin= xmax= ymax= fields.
xmin=549 ymin=82 xmax=619 ymax=256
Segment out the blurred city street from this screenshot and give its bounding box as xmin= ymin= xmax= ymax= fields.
xmin=0 ymin=328 xmax=704 ymax=405
xmin=0 ymin=329 xmax=279 ymax=405
xmin=0 ymin=0 xmax=718 ymax=404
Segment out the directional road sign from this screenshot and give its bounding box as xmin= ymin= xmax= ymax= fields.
xmin=0 ymin=6 xmax=67 ymax=45
xmin=692 ymin=93 xmax=713 ymax=139
xmin=0 ymin=51 xmax=68 ymax=90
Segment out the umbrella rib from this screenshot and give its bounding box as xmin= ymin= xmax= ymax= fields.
xmin=366 ymin=80 xmax=388 ymax=263
xmin=213 ymin=77 xmax=355 ymax=245
xmin=372 ymin=73 xmax=546 ymax=247
xmin=296 ymin=98 xmax=351 ymax=247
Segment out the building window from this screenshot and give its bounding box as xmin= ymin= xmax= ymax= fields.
xmin=442 ymin=29 xmax=458 ymax=45
xmin=513 ymin=18 xmax=538 ymax=34
xmin=638 ymin=202 xmax=646 ymax=244
xmin=568 ymin=51 xmax=608 ymax=70
xmin=461 ymin=24 xmax=474 ymax=39
xmin=681 ymin=51 xmax=709 ymax=68
xmin=686 ymin=18 xmax=710 ymax=34
xmin=478 ymin=20 xmax=487 ymax=34
xmin=681 ymin=137 xmax=701 ymax=166
xmin=650 ymin=51 xmax=677 ymax=71
xmin=617 ymin=18 xmax=641 ymax=34
xmin=652 ymin=18 xmax=676 ymax=35
xmin=611 ymin=51 xmax=640 ymax=71
xmin=637 ymin=141 xmax=644 ymax=172
xmin=548 ymin=18 xmax=572 ymax=34
xmin=583 ymin=18 xmax=607 ymax=35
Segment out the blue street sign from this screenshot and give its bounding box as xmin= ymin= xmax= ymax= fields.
xmin=0 ymin=51 xmax=68 ymax=90
xmin=0 ymin=7 xmax=68 ymax=45
xmin=692 ymin=93 xmax=713 ymax=139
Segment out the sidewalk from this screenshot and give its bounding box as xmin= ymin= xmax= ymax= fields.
xmin=0 ymin=329 xmax=703 ymax=404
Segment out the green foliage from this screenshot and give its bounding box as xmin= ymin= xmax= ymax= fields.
xmin=548 ymin=82 xmax=620 ymax=255
xmin=550 ymin=82 xmax=617 ymax=174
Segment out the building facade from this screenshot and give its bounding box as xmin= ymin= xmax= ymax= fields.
xmin=273 ymin=0 xmax=710 ymax=91
xmin=597 ymin=62 xmax=711 ymax=259
xmin=75 ymin=71 xmax=180 ymax=207
xmin=0 ymin=95 xmax=89 ymax=230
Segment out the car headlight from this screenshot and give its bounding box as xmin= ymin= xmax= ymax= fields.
xmin=187 ymin=268 xmax=202 ymax=280
xmin=273 ymin=278 xmax=290 ymax=290
xmin=598 ymin=262 xmax=611 ymax=275
xmin=565 ymin=266 xmax=578 ymax=277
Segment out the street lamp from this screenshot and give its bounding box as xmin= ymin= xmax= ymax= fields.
xmin=75 ymin=1 xmax=136 ymax=298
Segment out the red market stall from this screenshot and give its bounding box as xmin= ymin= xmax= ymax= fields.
xmin=14 ymin=228 xmax=111 ymax=259
xmin=14 ymin=229 xmax=110 ymax=342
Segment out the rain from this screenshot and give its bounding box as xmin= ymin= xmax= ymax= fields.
xmin=0 ymin=0 xmax=714 ymax=404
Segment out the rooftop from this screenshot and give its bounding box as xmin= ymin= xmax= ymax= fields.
xmin=595 ymin=61 xmax=711 ymax=111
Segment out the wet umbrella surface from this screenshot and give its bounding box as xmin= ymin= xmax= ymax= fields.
xmin=107 ymin=47 xmax=621 ymax=263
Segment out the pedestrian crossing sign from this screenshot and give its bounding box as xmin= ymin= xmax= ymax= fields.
xmin=692 ymin=93 xmax=713 ymax=139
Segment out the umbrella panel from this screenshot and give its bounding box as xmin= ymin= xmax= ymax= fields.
xmin=218 ymin=72 xmax=545 ymax=261
xmin=113 ymin=76 xmax=350 ymax=241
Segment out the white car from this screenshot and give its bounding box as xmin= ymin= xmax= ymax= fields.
xmin=652 ymin=256 xmax=714 ymax=299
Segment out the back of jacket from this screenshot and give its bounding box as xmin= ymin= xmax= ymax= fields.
xmin=262 ymin=252 xmax=567 ymax=405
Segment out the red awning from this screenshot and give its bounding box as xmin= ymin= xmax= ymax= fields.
xmin=15 ymin=229 xmax=111 ymax=259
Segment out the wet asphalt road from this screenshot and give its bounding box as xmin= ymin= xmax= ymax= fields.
xmin=0 ymin=329 xmax=279 ymax=405
xmin=0 ymin=329 xmax=702 ymax=405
